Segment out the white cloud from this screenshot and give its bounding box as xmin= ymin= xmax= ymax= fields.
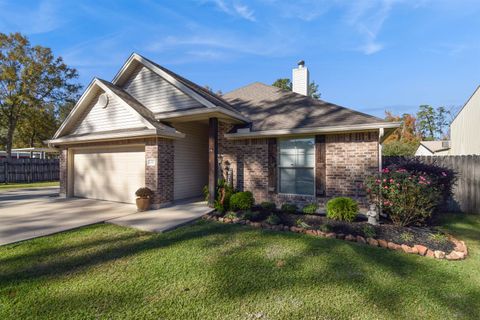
xmin=343 ymin=0 xmax=401 ymax=55
xmin=203 ymin=0 xmax=256 ymax=21
xmin=233 ymin=3 xmax=256 ymax=21
xmin=0 ymin=0 xmax=64 ymax=34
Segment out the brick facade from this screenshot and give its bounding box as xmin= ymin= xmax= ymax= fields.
xmin=146 ymin=138 xmax=174 ymax=208
xmin=218 ymin=121 xmax=379 ymax=210
xmin=58 ymin=137 xmax=174 ymax=207
xmin=59 ymin=147 xmax=68 ymax=197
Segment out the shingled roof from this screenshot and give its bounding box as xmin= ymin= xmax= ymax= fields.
xmin=223 ymin=82 xmax=388 ymax=132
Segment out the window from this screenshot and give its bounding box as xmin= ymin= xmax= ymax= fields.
xmin=278 ymin=137 xmax=315 ymax=195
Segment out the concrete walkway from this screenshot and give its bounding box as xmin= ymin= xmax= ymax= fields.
xmin=108 ymin=199 xmax=213 ymax=233
xmin=0 ymin=187 xmax=136 ymax=246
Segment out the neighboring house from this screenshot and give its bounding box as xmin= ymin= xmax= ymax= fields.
xmin=415 ymin=141 xmax=450 ymax=156
xmin=47 ymin=54 xmax=399 ymax=208
xmin=0 ymin=148 xmax=59 ymax=159
xmin=450 ymin=85 xmax=480 ymax=155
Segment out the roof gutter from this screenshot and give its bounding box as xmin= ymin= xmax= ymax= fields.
xmin=224 ymin=122 xmax=401 ymax=139
xmin=46 ymin=128 xmax=185 ymax=146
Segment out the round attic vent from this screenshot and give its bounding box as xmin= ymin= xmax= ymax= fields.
xmin=98 ymin=93 xmax=109 ymax=108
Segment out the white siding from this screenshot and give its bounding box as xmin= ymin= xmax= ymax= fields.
xmin=451 ymin=87 xmax=480 ymax=155
xmin=71 ymin=92 xmax=146 ymax=135
xmin=73 ymin=146 xmax=145 ymax=203
xmin=123 ymin=65 xmax=203 ymax=114
xmin=173 ymin=122 xmax=209 ymax=200
xmin=415 ymin=144 xmax=434 ymax=156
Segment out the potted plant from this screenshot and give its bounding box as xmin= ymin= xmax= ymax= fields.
xmin=135 ymin=187 xmax=154 ymax=212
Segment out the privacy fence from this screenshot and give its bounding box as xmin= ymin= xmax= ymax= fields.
xmin=384 ymin=155 xmax=480 ymax=214
xmin=0 ymin=158 xmax=59 ymax=183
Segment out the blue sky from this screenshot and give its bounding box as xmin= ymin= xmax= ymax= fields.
xmin=1 ymin=0 xmax=479 ymax=117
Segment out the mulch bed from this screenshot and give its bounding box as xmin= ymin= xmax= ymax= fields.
xmin=207 ymin=208 xmax=468 ymax=261
xmin=279 ymin=213 xmax=455 ymax=252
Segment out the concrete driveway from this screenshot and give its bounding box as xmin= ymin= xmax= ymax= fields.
xmin=0 ymin=187 xmax=136 ymax=246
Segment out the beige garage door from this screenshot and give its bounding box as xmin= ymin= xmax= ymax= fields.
xmin=73 ymin=146 xmax=145 ymax=203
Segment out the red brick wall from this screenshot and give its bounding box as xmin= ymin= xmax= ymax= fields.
xmin=59 ymin=147 xmax=68 ymax=197
xmin=218 ymin=122 xmax=379 ymax=209
xmin=325 ymin=132 xmax=378 ymax=198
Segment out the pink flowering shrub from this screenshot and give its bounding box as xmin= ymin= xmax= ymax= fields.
xmin=365 ymin=166 xmax=443 ymax=226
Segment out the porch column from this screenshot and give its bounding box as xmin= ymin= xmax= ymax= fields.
xmin=208 ymin=117 xmax=219 ymax=205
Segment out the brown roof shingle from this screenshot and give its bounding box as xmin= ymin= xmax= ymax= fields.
xmin=223 ymin=82 xmax=387 ymax=132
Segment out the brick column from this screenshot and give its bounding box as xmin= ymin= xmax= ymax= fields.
xmin=146 ymin=138 xmax=174 ymax=208
xmin=59 ymin=147 xmax=68 ymax=197
xmin=208 ymin=118 xmax=218 ymax=205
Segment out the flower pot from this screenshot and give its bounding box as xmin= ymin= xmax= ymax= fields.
xmin=136 ymin=197 xmax=151 ymax=212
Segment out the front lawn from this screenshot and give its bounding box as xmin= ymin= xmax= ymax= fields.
xmin=0 ymin=181 xmax=59 ymax=192
xmin=0 ymin=214 xmax=478 ymax=319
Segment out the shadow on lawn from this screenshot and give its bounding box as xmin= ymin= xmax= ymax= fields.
xmin=0 ymin=220 xmax=478 ymax=319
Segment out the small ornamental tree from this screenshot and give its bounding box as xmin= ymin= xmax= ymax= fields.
xmin=365 ymin=164 xmax=449 ymax=226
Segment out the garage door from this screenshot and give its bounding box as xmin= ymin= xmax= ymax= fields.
xmin=73 ymin=146 xmax=145 ymax=203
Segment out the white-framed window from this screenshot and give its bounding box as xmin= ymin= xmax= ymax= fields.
xmin=278 ymin=137 xmax=315 ymax=195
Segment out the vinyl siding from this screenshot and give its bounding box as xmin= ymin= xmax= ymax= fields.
xmin=415 ymin=144 xmax=433 ymax=156
xmin=451 ymin=87 xmax=480 ymax=155
xmin=123 ymin=65 xmax=204 ymax=114
xmin=71 ymin=92 xmax=147 ymax=135
xmin=173 ymin=122 xmax=209 ymax=200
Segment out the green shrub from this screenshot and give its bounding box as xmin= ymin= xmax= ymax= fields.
xmin=224 ymin=211 xmax=237 ymax=220
xmin=266 ymin=214 xmax=281 ymax=225
xmin=295 ymin=218 xmax=311 ymax=229
xmin=429 ymin=233 xmax=448 ymax=244
xmin=326 ymin=197 xmax=358 ymax=222
xmin=400 ymin=232 xmax=414 ymax=243
xmin=362 ymin=224 xmax=376 ymax=238
xmin=302 ymin=203 xmax=318 ymax=215
xmin=242 ymin=210 xmax=263 ymax=222
xmin=260 ymin=201 xmax=276 ymax=211
xmin=281 ymin=203 xmax=298 ymax=214
xmin=230 ymin=191 xmax=254 ymax=211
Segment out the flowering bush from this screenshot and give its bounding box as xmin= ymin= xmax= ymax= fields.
xmin=384 ymin=158 xmax=457 ymax=204
xmin=365 ymin=166 xmax=444 ymax=226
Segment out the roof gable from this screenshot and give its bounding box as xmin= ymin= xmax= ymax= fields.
xmin=112 ymin=53 xmax=249 ymax=122
xmin=122 ymin=64 xmax=203 ymax=114
xmin=52 ymin=79 xmax=181 ymax=140
xmin=451 ymin=85 xmax=480 ymax=125
xmin=71 ymin=89 xmax=148 ymax=135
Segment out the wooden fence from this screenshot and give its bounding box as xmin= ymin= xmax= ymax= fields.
xmin=0 ymin=158 xmax=59 ymax=183
xmin=384 ymin=155 xmax=480 ymax=214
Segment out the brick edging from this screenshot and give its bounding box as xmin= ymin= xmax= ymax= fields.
xmin=202 ymin=215 xmax=468 ymax=261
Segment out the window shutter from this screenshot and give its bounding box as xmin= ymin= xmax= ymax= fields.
xmin=315 ymin=135 xmax=326 ymax=196
xmin=268 ymin=138 xmax=277 ymax=193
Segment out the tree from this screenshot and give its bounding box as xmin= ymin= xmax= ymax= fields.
xmin=416 ymin=105 xmax=451 ymax=140
xmin=0 ymin=32 xmax=81 ymax=157
xmin=272 ymin=78 xmax=321 ymax=99
xmin=14 ymin=103 xmax=57 ymax=148
xmin=272 ymin=78 xmax=292 ymax=91
xmin=382 ymin=111 xmax=420 ymax=156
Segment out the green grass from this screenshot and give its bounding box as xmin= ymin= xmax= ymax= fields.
xmin=0 ymin=214 xmax=479 ymax=319
xmin=0 ymin=181 xmax=59 ymax=191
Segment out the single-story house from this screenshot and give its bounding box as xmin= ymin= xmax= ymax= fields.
xmin=414 ymin=141 xmax=450 ymax=156
xmin=450 ymin=85 xmax=480 ymax=155
xmin=48 ymin=54 xmax=399 ymax=209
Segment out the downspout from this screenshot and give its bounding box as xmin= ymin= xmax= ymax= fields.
xmin=378 ymin=128 xmax=384 ymax=172
xmin=378 ymin=128 xmax=384 ymax=216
